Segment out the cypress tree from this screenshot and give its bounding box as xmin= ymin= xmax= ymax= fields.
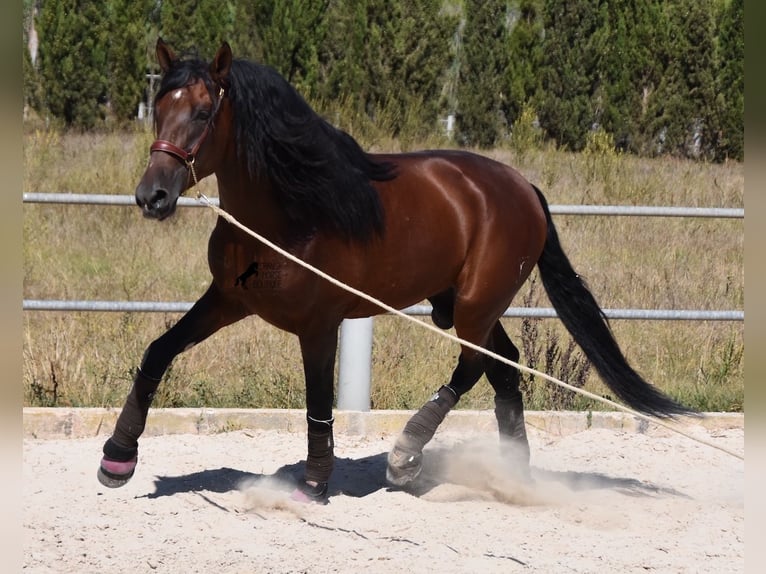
xmin=537 ymin=0 xmax=603 ymax=151
xmin=106 ymin=0 xmax=154 ymax=124
xmin=23 ymin=42 xmax=37 ymax=115
xmin=240 ymin=0 xmax=329 ymax=96
xmin=319 ymin=0 xmax=457 ymax=139
xmin=597 ymin=1 xmax=665 ymax=152
xmin=505 ymin=0 xmax=543 ymax=125
xmin=230 ymin=1 xmax=267 ymax=61
xmin=23 ymin=0 xmax=41 ymax=116
xmin=36 ymin=0 xmax=110 ymax=129
xmin=371 ymin=0 xmax=458 ymax=138
xmin=159 ymin=0 xmax=234 ymax=58
xmin=643 ymin=0 xmax=718 ymax=158
xmin=318 ymin=0 xmax=369 ymax=111
xmin=714 ymin=0 xmax=744 ymax=161
xmin=456 ymin=0 xmax=510 ymax=148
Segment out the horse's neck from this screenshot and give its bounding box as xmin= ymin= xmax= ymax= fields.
xmin=214 ymin=170 xmax=293 ymax=242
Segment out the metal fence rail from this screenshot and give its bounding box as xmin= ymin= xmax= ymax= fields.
xmin=23 ymin=192 xmax=745 ymax=218
xmin=21 ymin=192 xmax=745 ymax=322
xmin=22 ymin=299 xmax=744 ymax=322
xmin=23 ymin=191 xmax=745 ymax=411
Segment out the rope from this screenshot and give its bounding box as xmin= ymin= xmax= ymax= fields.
xmin=193 ymin=189 xmax=744 ymax=462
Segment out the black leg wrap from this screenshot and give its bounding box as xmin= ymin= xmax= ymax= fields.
xmin=102 ymin=437 xmax=138 ymax=462
xmin=400 ymin=385 xmax=458 ymax=452
xmin=494 ymin=393 xmax=530 ymax=467
xmin=106 ymin=368 xmax=160 ymax=455
xmin=387 ymin=386 xmax=458 ymax=486
xmin=304 ymin=416 xmax=335 ymax=485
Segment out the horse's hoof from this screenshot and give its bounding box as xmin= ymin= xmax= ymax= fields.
xmin=290 ymin=481 xmax=329 ymax=505
xmin=386 ymin=446 xmax=423 ymax=487
xmin=97 ymin=456 xmax=138 ymax=488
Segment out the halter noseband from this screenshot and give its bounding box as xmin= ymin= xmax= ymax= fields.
xmin=149 ymin=85 xmax=226 ymax=186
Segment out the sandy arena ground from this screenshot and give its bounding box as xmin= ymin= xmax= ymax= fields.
xmin=23 ymin=414 xmax=743 ymax=573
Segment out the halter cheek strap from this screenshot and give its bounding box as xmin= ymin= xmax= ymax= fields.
xmin=150 ymin=86 xmax=226 ymax=187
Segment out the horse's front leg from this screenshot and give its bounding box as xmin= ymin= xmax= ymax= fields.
xmin=98 ymin=284 xmax=247 ymax=488
xmin=290 ymin=325 xmax=340 ymax=504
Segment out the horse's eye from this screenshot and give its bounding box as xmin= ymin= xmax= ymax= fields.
xmin=194 ymin=110 xmax=211 ymax=122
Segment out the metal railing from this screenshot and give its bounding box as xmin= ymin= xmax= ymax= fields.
xmin=23 ymin=192 xmax=746 ymax=219
xmin=21 ymin=299 xmax=744 ymax=322
xmin=23 ymin=192 xmax=744 ymax=410
xmin=22 ymin=191 xmax=744 ymax=322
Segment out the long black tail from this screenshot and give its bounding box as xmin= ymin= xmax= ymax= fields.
xmin=532 ymin=185 xmax=695 ymax=418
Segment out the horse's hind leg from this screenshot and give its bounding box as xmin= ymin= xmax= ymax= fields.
xmin=486 ymin=321 xmax=531 ymax=475
xmin=97 ymin=284 xmax=247 ymax=488
xmin=385 ymin=289 xmax=457 ymax=486
xmin=386 ymin=317 xmax=491 ymax=487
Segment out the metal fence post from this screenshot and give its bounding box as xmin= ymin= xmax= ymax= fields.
xmin=337 ymin=317 xmax=374 ymax=411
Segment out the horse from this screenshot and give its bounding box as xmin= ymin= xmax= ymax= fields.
xmin=97 ymin=39 xmax=694 ymax=502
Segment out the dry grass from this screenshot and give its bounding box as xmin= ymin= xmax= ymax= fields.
xmin=23 ymin=129 xmax=744 ymax=412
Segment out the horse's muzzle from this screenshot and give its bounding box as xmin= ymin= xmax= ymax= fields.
xmin=135 ymin=186 xmax=178 ymax=220
xmin=135 ymin=160 xmax=188 ymax=220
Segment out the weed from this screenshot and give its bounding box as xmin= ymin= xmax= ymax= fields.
xmin=582 ymin=127 xmax=624 ymax=196
xmin=509 ymin=102 xmax=543 ymax=161
xmin=214 ymin=420 xmax=245 ymax=434
xmin=697 ymin=332 xmax=744 ymax=388
xmin=518 ymin=277 xmax=592 ymax=410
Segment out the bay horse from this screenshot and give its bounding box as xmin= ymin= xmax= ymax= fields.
xmin=98 ymin=39 xmax=693 ymax=501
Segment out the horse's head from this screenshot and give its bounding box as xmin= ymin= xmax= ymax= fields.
xmin=135 ymin=39 xmax=233 ymax=220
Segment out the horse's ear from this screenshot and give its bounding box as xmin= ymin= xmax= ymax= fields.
xmin=210 ymin=42 xmax=233 ymax=89
xmin=156 ymin=37 xmax=177 ymax=73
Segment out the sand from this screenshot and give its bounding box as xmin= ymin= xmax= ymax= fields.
xmin=23 ymin=417 xmax=743 ymax=573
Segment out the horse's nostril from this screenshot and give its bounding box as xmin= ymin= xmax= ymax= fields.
xmin=136 ymin=186 xmax=172 ymax=218
xmin=150 ymin=189 xmax=168 ymax=210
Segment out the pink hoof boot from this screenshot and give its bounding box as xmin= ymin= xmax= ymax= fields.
xmin=290 ymin=481 xmax=329 ymax=505
xmin=97 ymin=455 xmax=138 ymax=488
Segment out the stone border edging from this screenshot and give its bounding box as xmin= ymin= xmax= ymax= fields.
xmin=22 ymin=407 xmax=744 ymax=440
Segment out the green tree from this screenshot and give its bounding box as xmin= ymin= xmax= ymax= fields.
xmin=603 ymin=0 xmax=664 ymax=152
xmin=36 ymin=0 xmax=110 ymax=129
xmin=159 ymin=0 xmax=234 ymax=59
xmin=456 ymin=0 xmax=510 ymax=148
xmin=23 ymin=41 xmax=37 ymax=115
xmin=642 ymin=0 xmax=718 ymax=158
xmin=317 ymin=0 xmax=368 ymax=108
xmin=319 ymin=0 xmax=457 ymax=140
xmin=230 ymin=1 xmax=263 ymax=60
xmin=714 ymin=0 xmax=744 ymax=161
xmin=369 ymin=0 xmax=458 ymax=138
xmin=106 ymin=0 xmax=154 ymax=124
xmin=595 ymin=1 xmax=665 ymax=152
xmin=232 ymin=0 xmax=329 ymax=96
xmin=505 ymin=0 xmax=543 ymax=126
xmin=23 ymin=0 xmax=41 ymax=116
xmin=537 ymin=0 xmax=603 ymax=151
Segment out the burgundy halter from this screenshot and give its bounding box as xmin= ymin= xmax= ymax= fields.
xmin=149 ymin=85 xmax=226 ymax=185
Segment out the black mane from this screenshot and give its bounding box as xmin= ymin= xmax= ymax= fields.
xmin=156 ymin=53 xmax=397 ymax=242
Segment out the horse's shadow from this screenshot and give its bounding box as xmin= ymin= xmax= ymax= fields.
xmin=142 ymin=448 xmax=687 ymax=502
xmin=141 ymin=452 xmax=390 ymax=500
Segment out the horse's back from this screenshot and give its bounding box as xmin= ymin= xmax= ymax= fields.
xmin=374 ymin=149 xmax=547 ymax=255
xmin=376 ymin=149 xmax=544 ymax=222
xmin=335 ymin=149 xmax=548 ymax=317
